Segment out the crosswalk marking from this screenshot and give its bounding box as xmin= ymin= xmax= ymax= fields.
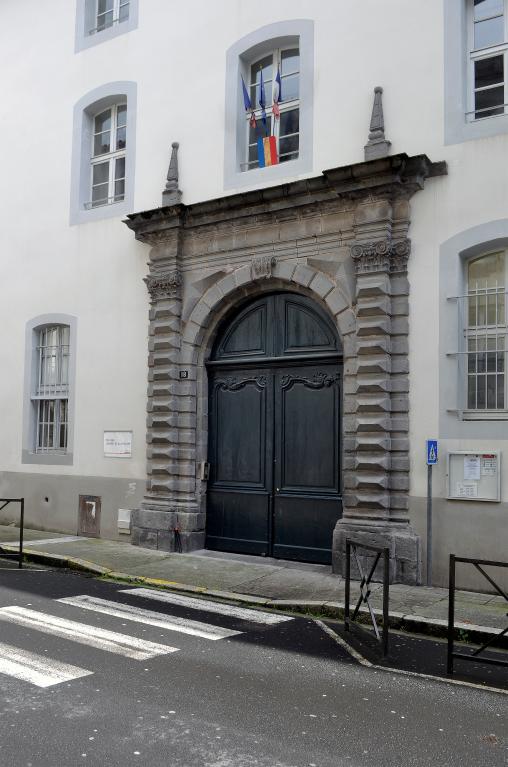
xmin=121 ymin=588 xmax=294 ymax=625
xmin=0 ymin=641 xmax=92 ymax=688
xmin=57 ymin=595 xmax=242 ymax=640
xmin=0 ymin=606 xmax=178 ymax=660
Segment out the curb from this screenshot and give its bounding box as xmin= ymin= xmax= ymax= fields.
xmin=3 ymin=545 xmax=504 ymax=646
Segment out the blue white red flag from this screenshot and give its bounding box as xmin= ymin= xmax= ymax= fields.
xmin=259 ymin=68 xmax=267 ymax=129
xmin=241 ymin=75 xmax=256 ymax=128
xmin=272 ymin=66 xmax=282 ymax=118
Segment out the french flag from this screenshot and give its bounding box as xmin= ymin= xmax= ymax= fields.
xmin=272 ymin=67 xmax=282 ymax=118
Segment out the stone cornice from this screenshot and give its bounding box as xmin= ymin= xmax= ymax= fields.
xmin=124 ymin=153 xmax=447 ymax=244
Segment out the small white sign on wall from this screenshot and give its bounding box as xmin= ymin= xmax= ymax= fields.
xmin=104 ymin=431 xmax=132 ymax=458
xmin=447 ymin=451 xmax=501 ymax=502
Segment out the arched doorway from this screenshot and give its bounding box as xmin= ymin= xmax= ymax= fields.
xmin=205 ymin=292 xmax=343 ymax=564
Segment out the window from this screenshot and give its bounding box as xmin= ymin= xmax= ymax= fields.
xmin=32 ymin=327 xmax=70 ymax=453
xmin=75 ymin=0 xmax=138 ymax=53
xmin=70 ymin=82 xmax=136 ymax=225
xmin=244 ymin=47 xmax=300 ymax=171
xmin=22 ymin=315 xmax=76 ymax=466
xmin=89 ymin=103 xmax=126 ymax=208
xmin=224 ymin=20 xmax=313 ymax=190
xmin=92 ymin=0 xmax=130 ymax=35
xmin=464 ymin=252 xmax=506 ymax=409
xmin=469 ymin=0 xmax=508 ymax=120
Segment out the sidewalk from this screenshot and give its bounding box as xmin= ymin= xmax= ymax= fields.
xmin=0 ymin=525 xmax=506 ymax=641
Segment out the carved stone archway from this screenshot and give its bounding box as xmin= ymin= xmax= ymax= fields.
xmin=125 ymin=151 xmax=446 ymax=583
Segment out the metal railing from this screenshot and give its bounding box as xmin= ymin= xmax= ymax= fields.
xmin=447 ymin=554 xmax=508 ymax=675
xmin=0 ymin=498 xmax=24 ymax=569
xmin=344 ymin=539 xmax=390 ymax=657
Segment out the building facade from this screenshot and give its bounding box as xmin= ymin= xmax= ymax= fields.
xmin=1 ymin=0 xmax=507 ymax=589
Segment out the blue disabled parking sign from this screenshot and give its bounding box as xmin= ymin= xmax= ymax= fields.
xmin=426 ymin=440 xmax=438 ymax=465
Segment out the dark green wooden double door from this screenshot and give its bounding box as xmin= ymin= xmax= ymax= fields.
xmin=206 ymin=293 xmax=342 ymax=564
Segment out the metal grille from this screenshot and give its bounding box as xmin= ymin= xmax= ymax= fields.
xmin=34 ymin=326 xmax=69 ymax=453
xmin=454 ymin=284 xmax=507 ymax=411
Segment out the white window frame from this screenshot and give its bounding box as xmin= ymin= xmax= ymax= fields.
xmin=244 ymin=46 xmax=300 ymax=172
xmin=70 ymin=82 xmax=136 ymax=226
xmin=456 ymin=250 xmax=508 ymax=417
xmin=75 ymin=0 xmax=138 ymax=53
xmin=33 ymin=326 xmax=70 ymax=454
xmin=22 ymin=315 xmax=77 ymax=466
xmin=91 ymin=0 xmax=130 ymax=35
xmin=223 ymin=20 xmax=314 ymax=191
xmin=467 ymin=0 xmax=508 ymax=121
xmin=88 ymin=103 xmax=127 ymax=209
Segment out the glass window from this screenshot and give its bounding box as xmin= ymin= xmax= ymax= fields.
xmin=34 ymin=326 xmax=70 ymax=453
xmin=470 ymin=1 xmax=507 ymax=120
xmin=243 ymin=45 xmax=300 ymax=171
xmin=89 ymin=103 xmax=127 ymax=208
xmin=94 ymin=0 xmax=129 ymax=34
xmin=466 ymin=252 xmax=506 ymax=410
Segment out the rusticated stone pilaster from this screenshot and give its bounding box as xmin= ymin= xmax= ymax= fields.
xmin=334 ymin=229 xmax=419 ymax=584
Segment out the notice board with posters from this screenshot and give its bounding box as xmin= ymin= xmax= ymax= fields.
xmin=447 ymin=451 xmax=501 ymax=502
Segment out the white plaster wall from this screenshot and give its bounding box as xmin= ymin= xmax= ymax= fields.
xmin=0 ymin=0 xmax=506 ymax=557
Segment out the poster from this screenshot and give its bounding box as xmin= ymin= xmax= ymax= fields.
xmin=463 ymin=455 xmax=481 ymax=481
xmin=104 ymin=431 xmax=132 ymax=458
xmin=481 ymin=455 xmax=497 ymax=477
xmin=455 ymin=482 xmax=478 ymax=499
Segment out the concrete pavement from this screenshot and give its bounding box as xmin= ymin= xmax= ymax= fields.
xmin=0 ymin=525 xmax=506 ymax=642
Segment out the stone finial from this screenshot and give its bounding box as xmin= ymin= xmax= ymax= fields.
xmin=364 ymin=87 xmax=391 ymax=162
xmin=162 ymin=142 xmax=182 ymax=206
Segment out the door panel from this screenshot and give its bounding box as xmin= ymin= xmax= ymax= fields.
xmin=206 ymin=370 xmax=272 ymax=554
xmin=273 ymin=366 xmax=342 ymax=563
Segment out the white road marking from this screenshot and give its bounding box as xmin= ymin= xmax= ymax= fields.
xmin=121 ymin=587 xmax=294 ymax=625
xmin=0 ymin=641 xmax=92 ymax=688
xmin=57 ymin=595 xmax=242 ymax=640
xmin=0 ymin=536 xmax=81 ymax=546
xmin=0 ymin=606 xmax=177 ymax=660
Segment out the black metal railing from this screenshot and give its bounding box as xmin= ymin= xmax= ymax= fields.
xmin=0 ymin=498 xmax=24 ymax=569
xmin=344 ymin=539 xmax=390 ymax=657
xmin=447 ymin=554 xmax=508 ymax=675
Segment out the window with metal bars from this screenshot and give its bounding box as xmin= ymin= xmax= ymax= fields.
xmin=468 ymin=0 xmax=508 ymax=120
xmin=243 ymin=46 xmax=300 ymax=171
xmin=455 ymin=252 xmax=507 ymax=412
xmin=33 ymin=326 xmax=70 ymax=453
xmin=87 ymin=103 xmax=126 ymax=209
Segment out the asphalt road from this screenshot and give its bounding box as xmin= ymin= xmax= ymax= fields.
xmin=0 ymin=567 xmax=505 ymax=767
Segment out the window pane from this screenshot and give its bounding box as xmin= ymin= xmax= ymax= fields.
xmin=116 ymin=126 xmax=126 ymax=150
xmin=280 ymin=108 xmax=299 ymax=136
xmin=94 ymin=131 xmax=111 ymax=156
xmin=497 ymin=375 xmax=505 ymax=408
xmin=279 ymin=138 xmax=299 ymax=163
xmin=475 ymin=85 xmax=505 ymax=116
xmin=281 ymin=48 xmax=299 ymax=75
xmin=93 ymin=162 xmax=109 ymax=185
xmin=250 ymin=55 xmax=273 ymax=106
xmin=117 ymin=104 xmax=127 ymax=127
xmin=115 ymin=157 xmax=125 ymax=180
xmin=119 ymin=1 xmax=130 ymax=21
xmin=477 ymin=374 xmax=486 ymax=407
xmin=281 ymin=73 xmax=299 ymax=102
xmin=98 ymin=0 xmax=114 ymax=13
xmin=475 ymin=56 xmax=504 ymax=89
xmin=474 ymin=0 xmax=503 ymax=21
xmin=469 ymin=251 xmax=505 ymax=288
xmin=95 ymin=109 xmax=111 ymax=133
xmin=248 ymin=144 xmax=258 ymax=165
xmin=468 ymin=375 xmax=476 ymax=408
xmin=474 ymin=16 xmax=504 ymax=47
xmin=114 ymin=180 xmax=125 ymax=201
xmin=97 ymin=11 xmax=114 ymax=30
